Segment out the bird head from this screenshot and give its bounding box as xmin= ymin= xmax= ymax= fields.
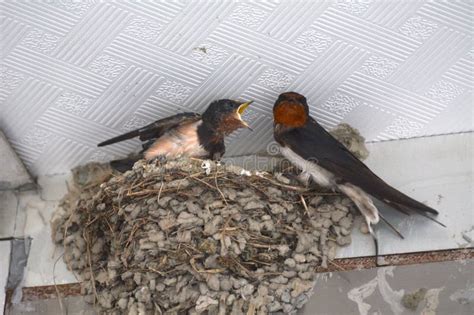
xmin=273 ymin=92 xmax=309 ymax=128
xmin=202 ymin=99 xmax=253 ymax=135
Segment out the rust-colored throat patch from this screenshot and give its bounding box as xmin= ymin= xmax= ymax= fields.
xmin=273 ymin=101 xmax=308 ymax=127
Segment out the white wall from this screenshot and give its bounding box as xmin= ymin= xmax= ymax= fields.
xmin=0 ymin=0 xmax=472 ymax=176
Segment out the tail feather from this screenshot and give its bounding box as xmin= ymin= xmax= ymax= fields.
xmin=398 ymin=204 xmax=447 ymax=227
xmin=98 ymin=129 xmax=141 ymax=147
xmin=379 ymin=213 xmax=405 ymax=239
xmin=376 ymin=184 xmax=439 ymax=215
xmin=372 ymin=182 xmax=446 ymax=227
xmin=97 ymin=112 xmax=200 ymax=147
xmin=381 ymin=200 xmax=410 ymax=216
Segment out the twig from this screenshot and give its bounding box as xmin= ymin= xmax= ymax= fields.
xmin=146 ymin=266 xmax=165 ymax=276
xmin=157 ymin=180 xmax=164 ymax=202
xmin=214 ymin=167 xmax=228 ymax=206
xmin=53 ymin=253 xmax=66 ymax=315
xmin=248 ymin=259 xmax=272 ymax=266
xmin=300 ymin=195 xmax=310 ymax=216
xmin=83 ymin=227 xmax=99 ymax=305
xmin=126 ymin=188 xmax=163 ymax=197
xmin=255 ymin=173 xmax=310 ymax=192
xmin=190 ymin=257 xmax=225 ymax=274
xmin=153 ymin=302 xmax=163 ymax=315
xmin=189 ymin=176 xmax=228 ymax=205
xmin=228 ymin=256 xmax=253 ymax=278
xmin=247 ymin=242 xmax=279 ymax=249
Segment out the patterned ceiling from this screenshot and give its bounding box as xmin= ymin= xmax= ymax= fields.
xmin=0 ymin=0 xmax=472 ymax=175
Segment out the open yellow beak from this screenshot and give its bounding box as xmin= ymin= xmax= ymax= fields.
xmin=236 ymin=100 xmax=253 ymax=130
xmin=238 ymin=100 xmax=253 ymax=115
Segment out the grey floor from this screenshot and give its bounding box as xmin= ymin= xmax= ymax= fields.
xmin=5 ymin=260 xmax=473 ymax=315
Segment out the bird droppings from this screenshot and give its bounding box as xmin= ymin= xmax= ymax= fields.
xmin=436 ymin=194 xmax=443 ymax=205
xmin=194 ymin=46 xmax=208 ymax=54
xmin=51 ymin=131 xmax=368 ymax=314
xmin=402 ymin=288 xmax=428 ymax=311
xmin=462 ymin=233 xmax=472 ymax=244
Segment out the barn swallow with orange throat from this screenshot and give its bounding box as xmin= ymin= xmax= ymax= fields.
xmin=98 ymin=99 xmax=252 ymax=172
xmin=272 ymin=92 xmax=444 ymax=261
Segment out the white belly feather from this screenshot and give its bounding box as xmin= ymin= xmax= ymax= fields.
xmin=279 ymin=146 xmax=334 ymax=188
xmin=145 ymin=121 xmax=207 ymax=160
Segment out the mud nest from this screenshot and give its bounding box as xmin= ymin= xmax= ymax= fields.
xmin=51 ymin=125 xmax=367 ymax=315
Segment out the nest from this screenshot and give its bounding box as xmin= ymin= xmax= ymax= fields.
xmin=51 ymin=125 xmax=367 ymax=314
xmin=52 ymin=159 xmax=357 ymax=315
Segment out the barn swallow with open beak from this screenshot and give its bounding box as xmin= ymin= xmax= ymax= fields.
xmin=272 ymin=92 xmax=444 ymax=261
xmin=98 ymin=99 xmax=252 ymax=172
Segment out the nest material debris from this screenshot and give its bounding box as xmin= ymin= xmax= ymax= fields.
xmin=329 ymin=123 xmax=369 ymax=161
xmin=402 ymin=288 xmax=428 ymax=311
xmin=51 ymin=125 xmax=368 ymax=314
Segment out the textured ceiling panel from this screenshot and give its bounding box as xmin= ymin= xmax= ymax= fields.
xmin=0 ymin=0 xmax=472 ymax=176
